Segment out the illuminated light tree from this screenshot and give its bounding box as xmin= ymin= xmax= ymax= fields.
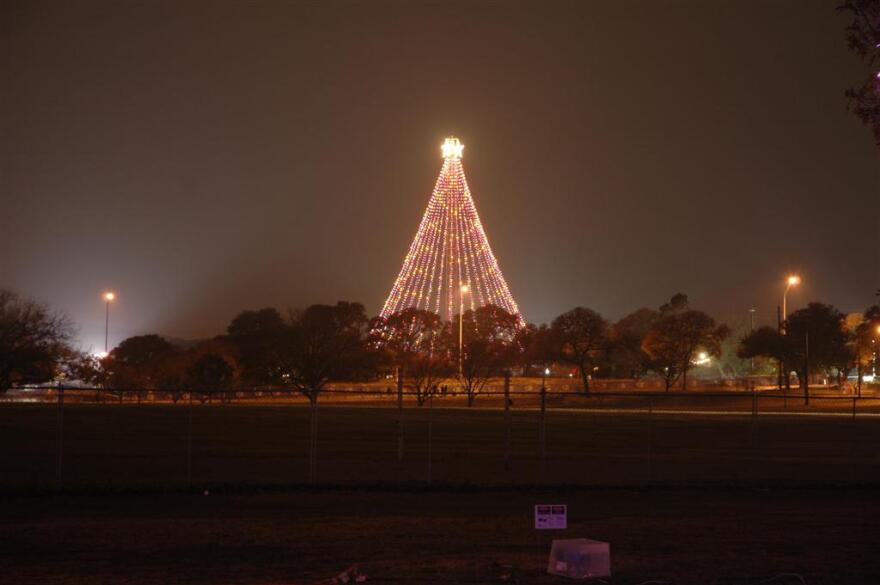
xmin=381 ymin=137 xmax=523 ymax=325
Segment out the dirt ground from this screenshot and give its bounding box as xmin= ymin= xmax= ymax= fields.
xmin=1 ymin=486 xmax=878 ymax=585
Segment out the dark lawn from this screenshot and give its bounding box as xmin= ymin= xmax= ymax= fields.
xmin=1 ymin=404 xmax=879 ymax=488
xmin=1 ymin=486 xmax=878 ymax=584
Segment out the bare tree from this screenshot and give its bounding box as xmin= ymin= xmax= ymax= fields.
xmin=458 ymin=305 xmax=520 ymax=406
xmin=839 ymin=0 xmax=880 ymax=146
xmin=0 ymin=289 xmax=76 ymax=393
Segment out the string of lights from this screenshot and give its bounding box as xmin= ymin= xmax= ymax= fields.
xmin=381 ymin=137 xmax=523 ymax=324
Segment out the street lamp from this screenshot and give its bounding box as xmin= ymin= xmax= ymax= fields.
xmin=458 ymin=283 xmax=469 ymax=378
xmin=782 ymin=275 xmax=801 ymax=322
xmin=102 ymin=291 xmax=115 ymax=354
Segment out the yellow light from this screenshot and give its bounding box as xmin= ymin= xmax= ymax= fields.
xmin=461 ymin=284 xmax=469 ymax=293
xmin=787 ymin=275 xmax=801 ymax=286
xmin=103 ymin=291 xmax=115 ymax=302
xmin=441 ymin=137 xmax=464 ymax=159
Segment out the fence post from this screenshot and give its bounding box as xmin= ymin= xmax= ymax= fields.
xmin=427 ymin=392 xmax=433 ymax=484
xmin=539 ymin=382 xmax=546 ymax=477
xmin=647 ymin=394 xmax=654 ymax=483
xmin=397 ymin=368 xmax=404 ymax=465
xmin=504 ymin=372 xmax=511 ymax=471
xmin=852 ymin=396 xmax=857 ymax=421
xmin=309 ymin=395 xmax=318 ymax=484
xmin=56 ymin=382 xmax=64 ymax=490
xmin=750 ymin=382 xmax=757 ymax=452
xmin=187 ymin=391 xmax=193 ymax=486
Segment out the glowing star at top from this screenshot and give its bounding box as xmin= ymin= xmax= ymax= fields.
xmin=441 ymin=137 xmax=464 ymax=159
xmin=380 ymin=136 xmax=523 ymax=325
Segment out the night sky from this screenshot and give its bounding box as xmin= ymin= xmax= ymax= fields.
xmin=2 ymin=0 xmax=878 ymax=353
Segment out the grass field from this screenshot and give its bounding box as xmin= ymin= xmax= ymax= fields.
xmin=2 ymin=486 xmax=878 ymax=584
xmin=2 ymin=405 xmax=879 ymax=584
xmin=2 ymin=403 xmax=879 ymax=488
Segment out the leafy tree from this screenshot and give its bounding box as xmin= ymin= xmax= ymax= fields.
xmin=280 ymin=301 xmax=369 ymax=482
xmin=839 ymin=0 xmax=880 ymax=146
xmin=642 ymin=301 xmax=729 ymax=391
xmin=852 ymin=305 xmax=880 ymax=394
xmin=549 ymin=307 xmax=609 ymax=393
xmin=607 ymin=308 xmax=658 ymax=378
xmin=0 ymin=289 xmax=76 ymax=392
xmin=104 ymin=334 xmax=181 ymax=390
xmin=457 ymin=304 xmax=520 ymax=406
xmin=186 ymin=353 xmax=235 ymax=393
xmin=371 ymin=308 xmax=451 ymax=405
xmin=738 ymin=326 xmax=787 ymax=367
xmin=227 ymin=308 xmax=287 ymax=385
xmin=513 ymin=322 xmax=552 ymax=376
xmin=785 ymin=303 xmax=852 ymax=404
xmin=659 ymin=293 xmax=690 ymax=315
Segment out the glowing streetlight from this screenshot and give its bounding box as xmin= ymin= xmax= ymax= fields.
xmin=102 ymin=291 xmax=115 ymax=354
xmin=458 ymin=283 xmax=470 ymax=377
xmin=782 ymin=275 xmax=801 ymax=323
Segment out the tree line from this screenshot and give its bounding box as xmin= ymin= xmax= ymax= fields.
xmin=2 ymin=287 xmax=877 ymax=405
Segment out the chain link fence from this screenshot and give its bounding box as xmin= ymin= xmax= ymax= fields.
xmin=2 ymin=382 xmax=879 ymax=490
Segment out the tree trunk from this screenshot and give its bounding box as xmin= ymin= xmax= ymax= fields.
xmin=681 ymin=366 xmax=688 ymax=392
xmin=803 ymin=331 xmax=810 ymax=406
xmin=579 ymin=366 xmax=590 ymax=395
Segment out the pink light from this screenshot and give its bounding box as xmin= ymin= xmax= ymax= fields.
xmin=381 ymin=138 xmax=523 ymax=324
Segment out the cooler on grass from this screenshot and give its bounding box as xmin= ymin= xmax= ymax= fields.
xmin=547 ymin=538 xmax=611 ymax=579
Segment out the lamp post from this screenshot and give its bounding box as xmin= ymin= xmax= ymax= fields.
xmin=458 ymin=283 xmax=469 ymax=378
xmin=748 ymin=308 xmax=756 ymax=372
xmin=782 ymin=275 xmax=800 ymax=323
xmin=102 ymin=291 xmax=115 ymax=354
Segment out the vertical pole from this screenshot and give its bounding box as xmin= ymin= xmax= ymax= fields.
xmin=309 ymin=396 xmax=318 ymax=484
xmin=397 ymin=368 xmax=404 ymax=465
xmin=104 ymin=299 xmax=110 ymax=354
xmin=459 ymin=296 xmax=464 ymax=379
xmin=539 ymin=375 xmax=546 ymax=478
xmin=782 ymin=288 xmax=787 ymax=324
xmin=804 ymin=331 xmax=810 ymax=406
xmin=427 ymin=392 xmax=433 ymax=484
xmin=748 ymin=308 xmax=756 ymax=373
xmin=750 ymin=381 xmax=757 ymax=452
xmin=56 ymin=383 xmax=64 ymax=490
xmin=187 ymin=391 xmax=193 ymax=486
xmin=852 ymin=396 xmax=857 ymax=421
xmin=647 ymin=394 xmax=654 ymax=483
xmin=504 ymin=371 xmax=511 ymax=471
xmin=856 ymin=339 xmax=862 ymax=398
xmin=777 ymin=305 xmax=783 ymax=392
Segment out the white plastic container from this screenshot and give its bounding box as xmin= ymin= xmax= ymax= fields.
xmin=547 ymin=538 xmax=611 ymax=579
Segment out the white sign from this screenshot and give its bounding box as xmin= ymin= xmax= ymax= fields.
xmin=534 ymin=504 xmax=567 ymax=530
